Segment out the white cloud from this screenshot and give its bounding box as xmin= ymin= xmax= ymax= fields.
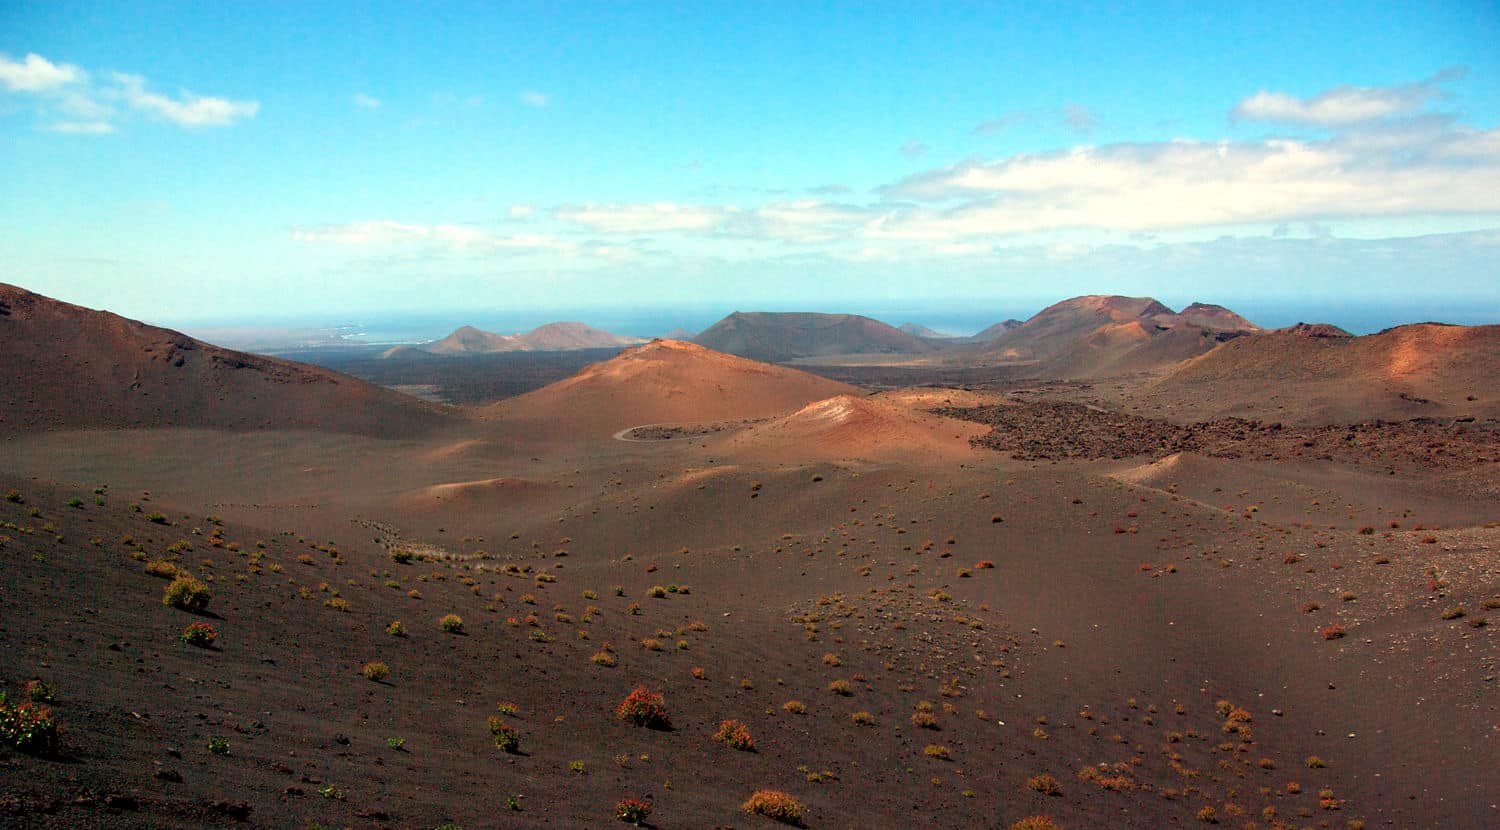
xmin=353 ymin=93 xmax=381 ymax=109
xmin=501 ymin=114 xmax=1500 ymax=250
xmin=726 ymin=199 xmax=878 ymax=244
xmin=57 ymin=89 xmax=114 ymax=120
xmin=291 ymin=220 xmax=571 ymax=254
xmin=292 ymin=73 xmax=1500 ymax=280
xmin=875 ymin=126 xmax=1500 ymax=237
xmin=1232 ymin=68 xmax=1463 ymax=126
xmin=556 ymin=203 xmax=729 ymax=233
xmin=901 ymin=139 xmax=929 ymax=158
xmin=292 ymin=220 xmax=429 ymax=245
xmin=112 ymin=72 xmax=259 ymax=127
xmin=1235 ymin=88 xmax=1423 ymax=126
xmin=520 ymin=91 xmax=549 ymax=108
xmin=48 ymin=121 xmax=115 ymax=134
xmin=0 ymin=53 xmax=258 ymax=133
xmin=0 ymin=52 xmax=85 ymax=92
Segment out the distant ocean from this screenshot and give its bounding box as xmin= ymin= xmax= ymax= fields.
xmin=175 ymin=298 xmax=1500 ymax=349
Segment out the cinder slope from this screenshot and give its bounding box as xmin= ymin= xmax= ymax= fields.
xmin=694 ymin=311 xmax=936 ymax=362
xmin=484 ymin=339 xmax=859 ymax=438
xmin=424 ymin=324 xmax=519 ymax=355
xmin=0 ymin=283 xmax=448 ymax=437
xmin=897 ymin=322 xmax=961 ymax=340
xmin=969 ymin=318 xmax=1023 ymax=341
xmin=715 ymin=393 xmax=986 ymax=462
xmin=1036 ymin=321 xmax=1244 ymax=379
xmin=1141 ymin=322 xmax=1500 ymax=423
xmin=977 ymin=295 xmax=1177 ymax=362
xmin=522 ymin=321 xmax=646 ymax=350
xmin=968 ymin=296 xmax=1257 ymax=378
xmin=1176 ymin=302 xmax=1261 ymax=332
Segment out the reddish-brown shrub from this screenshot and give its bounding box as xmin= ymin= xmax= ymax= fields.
xmin=180 ymin=622 xmax=217 ymax=647
xmin=616 ymin=686 xmax=670 ymax=729
xmin=615 ymin=797 xmax=652 ymax=825
xmin=1027 ymin=773 xmax=1062 ymax=796
xmin=487 ymin=717 xmax=519 ymax=752
xmin=713 ymin=719 xmax=755 ymax=751
xmin=742 ymin=790 xmax=804 ymax=824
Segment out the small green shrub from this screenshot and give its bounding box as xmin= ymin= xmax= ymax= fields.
xmin=180 ymin=622 xmax=217 ymax=647
xmin=23 ymin=680 xmax=54 ymax=703
xmin=207 ymin=736 xmax=229 ymax=755
xmin=440 ymin=614 xmax=464 ymax=633
xmin=386 ymin=620 xmax=407 ymax=637
xmin=163 ymin=576 xmax=211 ymax=611
xmin=145 ymin=559 xmax=180 ymax=578
xmin=362 ymin=662 xmax=390 ymax=681
xmin=615 ymin=798 xmax=652 ymax=825
xmin=146 ymin=511 xmax=169 ymax=524
xmin=0 ymin=692 xmax=59 ymax=754
xmin=488 ymin=717 xmax=520 ymax=752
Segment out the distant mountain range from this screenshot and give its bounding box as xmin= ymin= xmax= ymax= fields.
xmin=969 ymin=295 xmax=1261 ymax=377
xmin=688 ymin=298 xmax=1262 ymax=373
xmin=693 ymin=311 xmax=938 ymax=363
xmin=382 ymin=322 xmax=647 ymax=359
xmin=3 ymin=281 xmax=1496 ymax=436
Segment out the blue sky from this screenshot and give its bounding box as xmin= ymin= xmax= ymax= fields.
xmin=2 ymin=1 xmax=1498 ymax=333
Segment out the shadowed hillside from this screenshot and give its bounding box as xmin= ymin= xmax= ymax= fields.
xmin=0 ymin=284 xmax=449 ymax=437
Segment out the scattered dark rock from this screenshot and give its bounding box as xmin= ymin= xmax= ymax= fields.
xmin=211 ymin=800 xmax=253 ymax=820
